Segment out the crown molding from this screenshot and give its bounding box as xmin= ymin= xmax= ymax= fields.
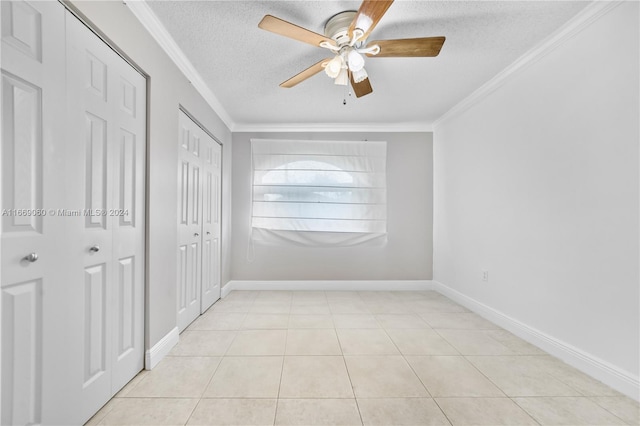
xmin=125 ymin=0 xmax=235 ymax=131
xmin=232 ymin=121 xmax=434 ymax=133
xmin=433 ymin=0 xmax=623 ymax=129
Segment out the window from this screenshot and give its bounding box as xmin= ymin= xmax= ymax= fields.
xmin=251 ymin=138 xmax=387 ymax=246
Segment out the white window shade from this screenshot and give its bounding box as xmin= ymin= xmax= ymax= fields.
xmin=251 ymin=138 xmax=387 ymax=247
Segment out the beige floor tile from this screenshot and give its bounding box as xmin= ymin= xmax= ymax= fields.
xmin=329 ymin=300 xmax=371 ymax=314
xmin=84 ymin=399 xmax=116 ymax=425
xmin=250 ymin=301 xmax=292 ymax=314
xmin=345 ymin=356 xmax=428 ymax=398
xmin=326 ymin=291 xmax=362 ymax=300
xmin=358 ymin=291 xmax=391 ymax=301
xmin=514 ymin=397 xmax=627 ymax=425
xmin=291 ymin=292 xmax=327 ymax=304
xmin=591 ymin=396 xmax=640 ymax=425
xmin=242 ymin=313 xmax=290 ymax=329
xmin=226 ymin=329 xmax=287 ymax=356
xmin=436 ymin=397 xmax=538 ymax=425
xmin=421 ymin=312 xmax=500 ymax=330
xmin=279 ymin=356 xmax=354 ymax=398
xmin=223 ymin=290 xmax=259 ymax=302
xmin=127 ymin=356 xmax=220 ymax=397
xmin=187 ymin=398 xmax=277 ymax=426
xmin=393 ymin=291 xmax=442 ymax=301
xmin=405 ymin=298 xmax=468 ymax=314
xmin=204 ymin=356 xmax=283 ymax=398
xmin=257 ymin=291 xmax=293 ymax=302
xmin=286 ymin=329 xmax=342 ymax=355
xmin=437 ymin=330 xmax=517 ymax=355
xmin=526 ymin=356 xmax=622 ymax=396
xmin=375 ymin=314 xmax=431 ymax=329
xmin=467 ymin=356 xmax=581 ymax=397
xmin=288 ymin=314 xmax=333 ymax=328
xmin=99 ymin=398 xmax=198 ymax=425
xmin=386 ymin=329 xmax=459 ymax=355
xmin=275 ymin=399 xmax=362 ymax=426
xmin=357 ymin=398 xmax=450 ymax=426
xmin=113 ymin=370 xmax=149 ymax=398
xmin=407 ymin=356 xmax=504 ymax=397
xmin=290 ymin=304 xmax=331 ymax=314
xmin=363 ymin=300 xmax=410 ymax=314
xmin=188 ymin=312 xmax=247 ymax=330
xmin=211 ymin=301 xmax=253 ymax=313
xmin=337 ymin=329 xmax=399 ymax=355
xmin=483 ymin=330 xmax=545 ymax=355
xmin=332 ymin=314 xmax=381 ymax=329
xmin=170 ymin=331 xmax=236 ymax=356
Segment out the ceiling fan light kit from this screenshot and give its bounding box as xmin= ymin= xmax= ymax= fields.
xmin=334 ymin=68 xmax=349 ymax=86
xmin=258 ymin=0 xmax=445 ymax=98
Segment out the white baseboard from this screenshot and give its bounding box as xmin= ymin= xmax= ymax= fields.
xmin=144 ymin=326 xmax=179 ymax=370
xmin=433 ymin=281 xmax=639 ymax=401
xmin=222 ymin=280 xmax=435 ymax=296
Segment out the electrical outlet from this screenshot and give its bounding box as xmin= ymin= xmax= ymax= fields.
xmin=482 ymin=271 xmax=489 ymax=282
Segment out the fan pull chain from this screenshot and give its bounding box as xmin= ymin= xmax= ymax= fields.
xmin=343 ymin=83 xmax=351 ymax=105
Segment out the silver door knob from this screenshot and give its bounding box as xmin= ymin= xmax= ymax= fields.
xmin=194 ymin=233 xmax=199 ymax=237
xmin=206 ymin=231 xmax=211 ymax=235
xmin=89 ymin=245 xmax=100 ymax=253
xmin=24 ymin=252 xmax=38 ymax=262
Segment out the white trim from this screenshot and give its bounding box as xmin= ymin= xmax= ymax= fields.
xmin=222 ymin=280 xmax=435 ymax=294
xmin=125 ymin=0 xmax=234 ymax=130
xmin=432 ymin=281 xmax=640 ymax=401
xmin=144 ymin=326 xmax=179 ymax=370
xmin=433 ymin=1 xmax=623 ymax=129
xmin=233 ymin=122 xmax=434 ymax=133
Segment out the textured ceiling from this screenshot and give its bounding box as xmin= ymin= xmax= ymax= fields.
xmin=146 ymin=0 xmax=589 ymax=129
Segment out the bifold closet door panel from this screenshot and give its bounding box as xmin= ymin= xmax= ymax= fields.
xmin=65 ymin=12 xmax=146 ymax=423
xmin=200 ymin=130 xmax=222 ymax=312
xmin=106 ymin=22 xmax=146 ymax=396
xmin=0 ymin=1 xmax=71 ymax=425
xmin=177 ymin=111 xmax=204 ymax=331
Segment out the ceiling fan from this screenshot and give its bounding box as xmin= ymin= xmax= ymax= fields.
xmin=258 ymin=0 xmax=445 ymax=98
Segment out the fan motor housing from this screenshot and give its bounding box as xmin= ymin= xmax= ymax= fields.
xmin=324 ymin=11 xmax=357 ymax=46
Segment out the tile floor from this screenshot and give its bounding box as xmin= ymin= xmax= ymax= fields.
xmin=86 ymin=290 xmax=640 ymax=425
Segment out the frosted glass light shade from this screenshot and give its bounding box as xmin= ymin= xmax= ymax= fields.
xmin=334 ymin=68 xmax=348 ymax=85
xmin=325 ymin=56 xmax=343 ymax=78
xmin=347 ymin=50 xmax=365 ymax=72
xmin=352 ymin=67 xmax=368 ymax=83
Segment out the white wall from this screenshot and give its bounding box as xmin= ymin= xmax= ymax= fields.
xmin=231 ymin=131 xmax=433 ymax=281
xmin=434 ymin=0 xmax=639 ymax=390
xmin=69 ymin=1 xmax=233 ymax=349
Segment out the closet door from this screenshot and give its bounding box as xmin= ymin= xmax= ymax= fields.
xmin=177 ymin=111 xmax=203 ymax=331
xmin=65 ymin=12 xmax=146 ymax=423
xmin=0 ymin=1 xmax=70 ymax=425
xmin=1 ymin=4 xmax=145 ymax=424
xmin=200 ymin=132 xmax=222 ymax=312
xmin=1 ymin=2 xmax=67 ymax=425
xmin=177 ymin=111 xmax=221 ymax=330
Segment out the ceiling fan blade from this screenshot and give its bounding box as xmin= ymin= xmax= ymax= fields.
xmin=350 ymin=73 xmax=373 ymax=98
xmin=280 ymin=58 xmax=333 ymax=88
xmin=259 ymin=15 xmax=336 ymax=48
xmin=348 ymin=0 xmax=394 ymax=41
xmin=366 ymin=37 xmax=446 ymax=57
